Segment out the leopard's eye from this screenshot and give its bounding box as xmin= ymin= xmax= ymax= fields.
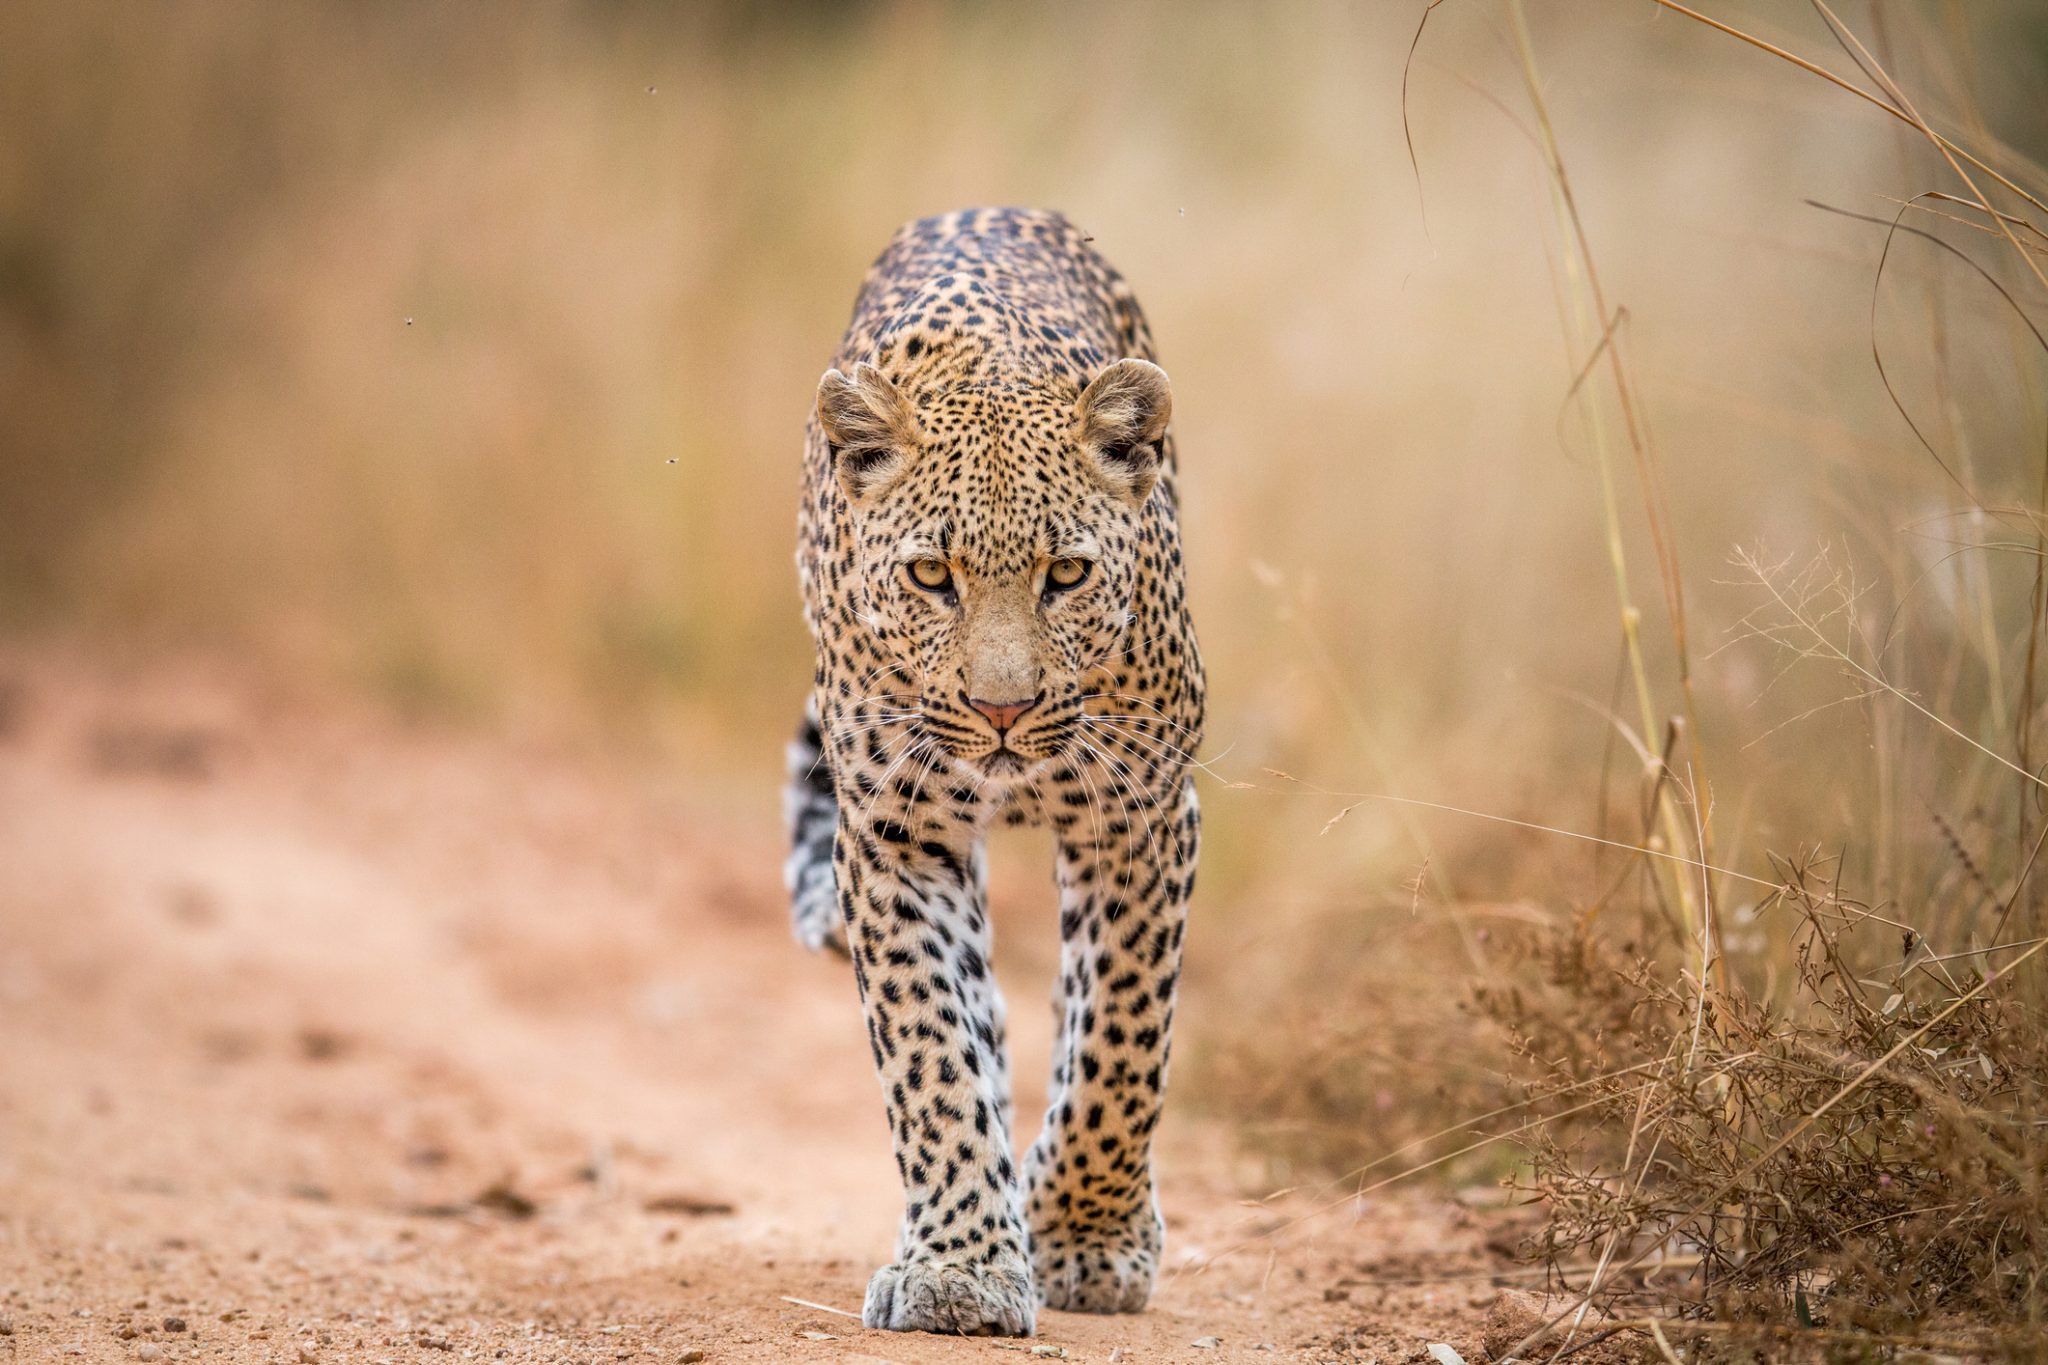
xmin=907 ymin=559 xmax=953 ymax=593
xmin=1045 ymin=557 xmax=1093 ymax=592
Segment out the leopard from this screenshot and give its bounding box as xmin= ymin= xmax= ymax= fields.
xmin=783 ymin=206 xmax=1204 ymax=1336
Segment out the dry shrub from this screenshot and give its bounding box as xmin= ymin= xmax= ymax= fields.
xmin=1484 ymin=856 xmax=2048 ymax=1354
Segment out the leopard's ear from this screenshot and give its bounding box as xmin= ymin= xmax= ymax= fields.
xmin=1075 ymin=358 xmax=1172 ymax=506
xmin=817 ymin=363 xmax=917 ymax=501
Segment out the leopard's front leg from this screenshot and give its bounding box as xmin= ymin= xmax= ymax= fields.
xmin=1025 ymin=768 xmax=1199 ymax=1313
xmin=837 ymin=782 xmax=1033 ymax=1336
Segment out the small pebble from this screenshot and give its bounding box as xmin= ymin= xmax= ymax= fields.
xmin=679 ymin=1352 xmax=705 ymax=1363
xmin=162 ymin=1317 xmax=188 ymax=1334
xmin=137 ymin=1346 xmax=163 ymax=1362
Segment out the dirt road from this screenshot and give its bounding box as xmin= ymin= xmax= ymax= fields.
xmin=0 ymin=651 xmax=1519 ymax=1364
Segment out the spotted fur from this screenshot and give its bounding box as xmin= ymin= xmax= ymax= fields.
xmin=783 ymin=208 xmax=1205 ymax=1335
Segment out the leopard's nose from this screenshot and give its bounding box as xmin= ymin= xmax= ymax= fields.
xmin=967 ymin=694 xmax=1041 ymax=734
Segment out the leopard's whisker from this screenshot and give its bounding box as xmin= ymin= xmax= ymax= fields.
xmin=1075 ymin=714 xmax=1233 ymax=786
xmin=1075 ymin=716 xmax=1228 ymax=786
xmin=1072 ymin=736 xmax=1175 ymax=893
xmin=1075 ymin=718 xmax=1188 ymax=780
xmin=832 ymin=713 xmax=921 ymax=741
xmin=850 ymin=730 xmax=933 ymax=836
xmin=1092 ymin=736 xmax=1193 ymax=870
xmin=1079 ymin=692 xmax=1204 ymax=740
xmin=903 ymin=728 xmax=948 ymax=812
xmin=1067 ymin=743 xmax=1110 ymax=857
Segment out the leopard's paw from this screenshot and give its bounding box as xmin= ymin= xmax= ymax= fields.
xmin=1031 ymin=1212 xmax=1161 ymax=1314
xmin=862 ymin=1257 xmax=1036 ymax=1336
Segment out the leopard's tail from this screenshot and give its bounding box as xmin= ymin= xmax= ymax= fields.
xmin=783 ymin=697 xmax=845 ymax=955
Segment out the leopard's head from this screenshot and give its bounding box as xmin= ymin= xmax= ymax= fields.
xmin=817 ymin=356 xmax=1172 ymax=779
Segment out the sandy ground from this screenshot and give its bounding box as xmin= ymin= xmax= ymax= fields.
xmin=0 ymin=650 xmax=1531 ymax=1365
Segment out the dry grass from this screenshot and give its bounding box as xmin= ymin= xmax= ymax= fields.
xmin=1487 ymin=873 xmax=2047 ymax=1355
xmin=1296 ymin=5 xmax=2048 ymax=1357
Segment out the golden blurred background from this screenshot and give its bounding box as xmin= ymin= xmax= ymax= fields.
xmin=7 ymin=0 xmax=2048 ymax=1174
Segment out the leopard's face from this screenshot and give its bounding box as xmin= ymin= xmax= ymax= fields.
xmin=819 ymin=358 xmax=1172 ymax=780
xmin=861 ymin=455 xmax=1142 ymax=777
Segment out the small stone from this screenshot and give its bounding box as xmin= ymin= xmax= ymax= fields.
xmin=679 ymin=1352 xmax=705 ymax=1363
xmin=1480 ymin=1289 xmax=1550 ymax=1362
xmin=0 ymin=1317 xmax=13 ymax=1335
xmin=1192 ymin=1338 xmax=1221 ymax=1350
xmin=137 ymin=1346 xmax=163 ymax=1362
xmin=162 ymin=1317 xmax=187 ymax=1334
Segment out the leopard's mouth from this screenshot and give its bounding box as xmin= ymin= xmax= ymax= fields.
xmin=977 ymin=737 xmax=1072 ymax=777
xmin=928 ymin=716 xmax=1062 ymax=776
xmin=979 ymin=748 xmax=1028 ymax=776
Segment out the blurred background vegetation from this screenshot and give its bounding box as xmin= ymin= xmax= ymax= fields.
xmin=7 ymin=0 xmax=2048 ymax=1186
